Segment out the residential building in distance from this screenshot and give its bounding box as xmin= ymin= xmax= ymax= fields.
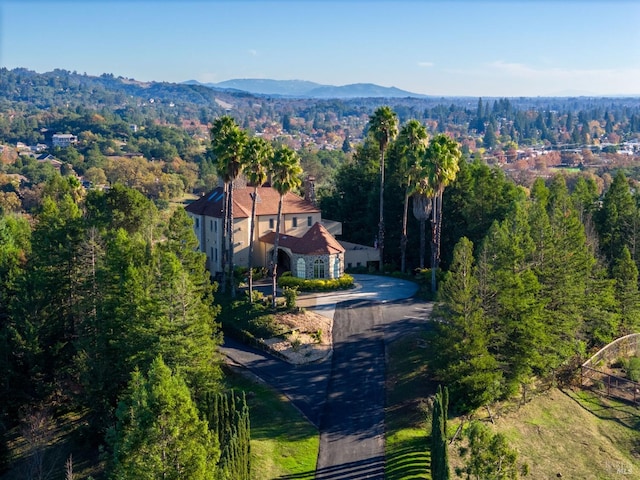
xmin=52 ymin=133 xmax=78 ymax=148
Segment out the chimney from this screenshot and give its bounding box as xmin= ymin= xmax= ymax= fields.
xmin=304 ymin=175 xmax=317 ymax=206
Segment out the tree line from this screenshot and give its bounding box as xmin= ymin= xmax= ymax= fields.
xmin=0 ymin=176 xmax=249 ymax=477
xmin=431 ymin=172 xmax=640 ymax=413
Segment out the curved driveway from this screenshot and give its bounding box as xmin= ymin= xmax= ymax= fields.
xmin=220 ymin=274 xmax=431 ymax=479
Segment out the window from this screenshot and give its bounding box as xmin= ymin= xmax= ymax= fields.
xmin=333 ymin=257 xmax=340 ymax=278
xmin=214 ymin=248 xmax=218 ymax=262
xmin=307 ymin=216 xmax=312 ymax=227
xmin=296 ymin=258 xmax=306 ymax=278
xmin=195 ymin=217 xmax=200 ymax=229
xmin=214 ymin=220 xmax=217 ymax=232
xmin=313 ymin=259 xmax=325 ymax=279
xmin=269 ymin=218 xmax=274 ymax=230
xmin=210 ymin=247 xmax=213 ymax=260
xmin=210 ymin=220 xmax=213 ymax=232
xmin=292 ymin=217 xmax=298 ymax=228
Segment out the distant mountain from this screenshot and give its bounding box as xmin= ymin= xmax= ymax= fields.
xmin=183 ymin=78 xmax=426 ymax=99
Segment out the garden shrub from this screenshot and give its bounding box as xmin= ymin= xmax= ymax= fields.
xmin=627 ymin=356 xmax=640 ymax=382
xmin=278 ymin=273 xmax=355 ymax=291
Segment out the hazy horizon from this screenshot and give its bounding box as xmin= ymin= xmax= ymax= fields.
xmin=2 ymin=1 xmax=639 ymax=97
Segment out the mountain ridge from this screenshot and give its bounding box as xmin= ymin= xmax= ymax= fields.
xmin=183 ymin=78 xmax=427 ymax=99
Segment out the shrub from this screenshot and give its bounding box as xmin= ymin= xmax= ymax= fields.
xmin=627 ymin=357 xmax=640 ymax=382
xmin=278 ymin=274 xmax=354 ymax=292
xmin=283 ymin=286 xmax=298 ymax=310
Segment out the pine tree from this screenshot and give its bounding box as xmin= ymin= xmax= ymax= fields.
xmin=432 ymin=237 xmax=501 ymax=411
xmin=109 ymin=356 xmax=219 ymax=480
xmin=596 ymin=171 xmax=638 ymax=268
xmin=478 ymin=202 xmax=545 ymax=394
xmin=612 ymin=246 xmax=640 ymax=335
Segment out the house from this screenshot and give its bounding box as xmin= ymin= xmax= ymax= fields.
xmin=185 ymin=184 xmax=348 ymax=280
xmin=36 ymin=153 xmax=64 ymax=172
xmin=52 ymin=133 xmax=78 ymax=148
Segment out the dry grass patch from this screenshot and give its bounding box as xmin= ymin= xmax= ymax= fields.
xmin=448 ymin=388 xmax=640 ymax=479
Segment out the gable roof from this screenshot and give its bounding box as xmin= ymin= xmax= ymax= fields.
xmin=185 ymin=185 xmax=320 ymax=219
xmin=259 ymin=222 xmax=345 ymax=255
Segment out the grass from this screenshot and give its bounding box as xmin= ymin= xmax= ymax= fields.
xmin=1 ymin=366 xmax=319 ymax=480
xmin=222 ymin=366 xmax=319 ymax=479
xmin=385 ymin=333 xmax=434 ymax=480
xmin=453 ymin=388 xmax=640 ymax=479
xmin=385 ymin=331 xmax=640 ymax=480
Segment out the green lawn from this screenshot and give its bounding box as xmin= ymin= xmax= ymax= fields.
xmin=385 ymin=334 xmax=433 ymax=480
xmin=222 ymin=366 xmax=319 ymax=479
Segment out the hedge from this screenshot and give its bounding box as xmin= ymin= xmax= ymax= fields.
xmin=278 ymin=273 xmax=355 ymax=292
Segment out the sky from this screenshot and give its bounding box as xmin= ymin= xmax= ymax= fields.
xmin=2 ymin=0 xmax=639 ymax=97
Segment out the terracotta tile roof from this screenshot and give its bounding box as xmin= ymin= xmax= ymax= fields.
xmin=259 ymin=222 xmax=345 ymax=255
xmin=185 ymin=185 xmax=319 ymax=219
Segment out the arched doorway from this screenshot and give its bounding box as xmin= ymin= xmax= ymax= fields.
xmin=277 ymin=248 xmax=291 ymax=274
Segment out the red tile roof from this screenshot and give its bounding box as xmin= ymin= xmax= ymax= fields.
xmin=259 ymin=222 xmax=345 ymax=255
xmin=185 ymin=185 xmax=319 ymax=219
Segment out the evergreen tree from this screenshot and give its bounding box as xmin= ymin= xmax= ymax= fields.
xmin=535 ymin=176 xmax=595 ymax=373
xmin=612 ymin=246 xmax=640 ymax=335
xmin=458 ymin=421 xmax=521 ymax=480
xmin=596 ymin=171 xmax=638 ymax=268
xmin=478 ymin=203 xmax=544 ymax=394
xmin=109 ymin=356 xmax=219 ymax=480
xmin=203 ymin=391 xmax=251 ymax=480
xmin=430 ymin=385 xmax=450 ymax=480
xmin=431 ymin=238 xmax=501 ymax=411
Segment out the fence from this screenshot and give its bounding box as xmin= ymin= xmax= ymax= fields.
xmin=580 ymin=333 xmax=640 ymax=405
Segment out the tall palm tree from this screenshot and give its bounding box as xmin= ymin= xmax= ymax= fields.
xmin=412 ymin=177 xmax=434 ymax=270
xmin=396 ymin=119 xmax=428 ymax=273
xmin=242 ymin=137 xmax=274 ymax=302
xmin=210 ymin=116 xmax=248 ymax=297
xmin=270 ymin=146 xmax=302 ymax=308
xmin=425 ymin=134 xmax=462 ymax=292
xmin=368 ymin=106 xmax=398 ymax=271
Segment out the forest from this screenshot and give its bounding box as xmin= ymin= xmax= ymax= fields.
xmin=2 ymin=68 xmax=640 ymax=478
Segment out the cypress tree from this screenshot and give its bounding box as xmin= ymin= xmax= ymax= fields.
xmin=430 ymin=385 xmax=450 ymax=480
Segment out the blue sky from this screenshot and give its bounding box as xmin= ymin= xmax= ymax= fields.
xmin=2 ymin=0 xmax=639 ymax=96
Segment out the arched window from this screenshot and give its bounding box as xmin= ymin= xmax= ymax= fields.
xmin=313 ymin=259 xmax=325 ymax=279
xmin=296 ymin=258 xmax=306 ymax=278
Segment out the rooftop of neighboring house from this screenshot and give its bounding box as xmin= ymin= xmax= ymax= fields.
xmin=185 ymin=185 xmax=320 ymax=219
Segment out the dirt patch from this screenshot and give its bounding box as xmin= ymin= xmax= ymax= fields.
xmin=262 ymin=309 xmax=332 ymax=364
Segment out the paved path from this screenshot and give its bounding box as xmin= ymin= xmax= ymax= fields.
xmin=220 ymin=274 xmax=430 ymax=478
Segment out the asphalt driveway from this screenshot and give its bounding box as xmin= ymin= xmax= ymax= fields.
xmin=220 ymin=274 xmax=429 ymax=478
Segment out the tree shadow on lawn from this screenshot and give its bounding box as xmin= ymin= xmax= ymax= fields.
xmin=277 ymin=456 xmax=385 ymax=480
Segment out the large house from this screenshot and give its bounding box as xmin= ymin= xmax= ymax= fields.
xmin=186 ymin=184 xmax=371 ymax=280
xmin=52 ymin=133 xmax=78 ymax=148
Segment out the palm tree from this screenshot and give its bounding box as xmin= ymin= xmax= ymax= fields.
xmin=210 ymin=116 xmax=248 ymax=297
xmin=425 ymin=134 xmax=462 ymax=292
xmin=270 ymin=146 xmax=302 ymax=308
xmin=368 ymin=106 xmax=398 ymax=271
xmin=396 ymin=119 xmax=428 ymax=273
xmin=412 ymin=177 xmax=434 ymax=270
xmin=242 ymin=137 xmax=274 ymax=302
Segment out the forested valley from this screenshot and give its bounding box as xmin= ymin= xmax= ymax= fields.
xmin=2 ymin=68 xmax=640 ymax=478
